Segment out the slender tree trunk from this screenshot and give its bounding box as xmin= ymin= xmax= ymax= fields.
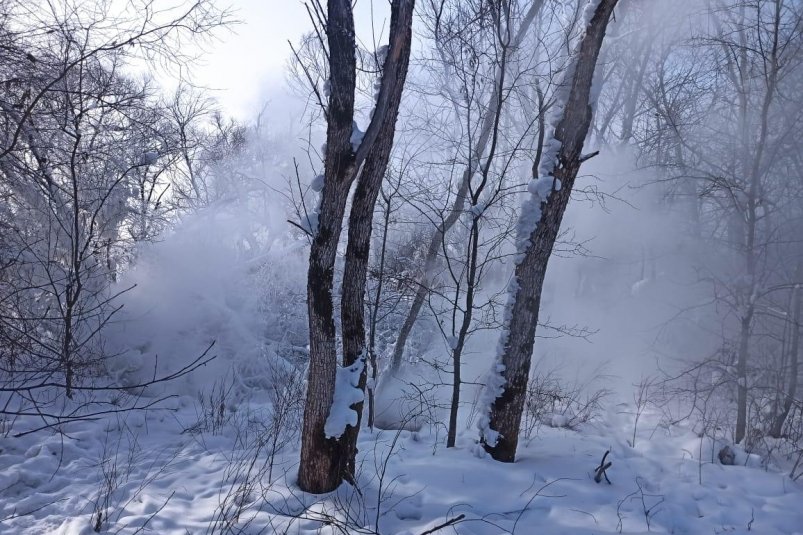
xmin=619 ymin=40 xmax=651 ymax=142
xmin=482 ymin=0 xmax=619 ymax=463
xmin=446 ymin=217 xmax=481 ymax=447
xmin=367 ymin=196 xmax=393 ymax=429
xmin=735 ymin=309 xmax=753 ymax=444
xmin=338 ymin=0 xmax=414 ymax=480
xmin=771 ymin=281 xmax=800 ymax=438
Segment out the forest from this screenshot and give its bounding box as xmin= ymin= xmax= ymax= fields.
xmin=1 ymin=0 xmax=802 ymax=533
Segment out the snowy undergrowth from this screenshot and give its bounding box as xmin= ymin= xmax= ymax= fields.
xmin=102 ymin=205 xmax=308 ymax=403
xmin=2 ymin=396 xmax=802 ymax=535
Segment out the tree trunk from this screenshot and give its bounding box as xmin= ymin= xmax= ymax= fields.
xmin=298 ymin=0 xmax=414 ymax=494
xmin=771 ymin=282 xmax=800 ymax=438
xmin=298 ymin=0 xmax=358 ymax=494
xmin=339 ymin=0 xmax=415 ymax=477
xmin=735 ymin=310 xmax=753 ymax=444
xmin=619 ymin=39 xmax=651 ymax=142
xmin=446 ymin=218 xmax=481 ymax=447
xmin=482 ymin=0 xmax=619 ymax=463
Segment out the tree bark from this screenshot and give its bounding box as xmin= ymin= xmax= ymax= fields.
xmin=298 ymin=0 xmax=414 ymax=494
xmin=339 ymin=0 xmax=415 ymax=478
xmin=482 ymin=0 xmax=619 ymax=462
xmin=367 ymin=195 xmax=393 ymax=429
xmin=298 ymin=0 xmax=358 ymax=494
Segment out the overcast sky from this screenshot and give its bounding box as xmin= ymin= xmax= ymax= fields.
xmin=188 ymin=0 xmax=391 ymax=120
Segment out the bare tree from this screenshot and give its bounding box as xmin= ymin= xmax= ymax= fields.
xmin=298 ymin=0 xmax=415 ymax=494
xmin=479 ymin=0 xmax=620 ymax=462
xmin=633 ymin=0 xmax=803 ymax=447
xmin=388 ymin=0 xmax=544 ymax=375
xmin=0 ymin=0 xmax=227 ymax=432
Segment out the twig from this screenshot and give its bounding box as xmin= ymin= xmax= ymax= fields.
xmin=418 ymin=514 xmax=466 ymax=535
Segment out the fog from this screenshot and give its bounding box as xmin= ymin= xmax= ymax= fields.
xmin=114 ymin=0 xmax=727 ymax=400
xmin=2 ymin=0 xmax=802 ymax=531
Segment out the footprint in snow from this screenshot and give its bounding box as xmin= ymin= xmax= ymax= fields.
xmin=394 ymin=492 xmax=423 ymax=521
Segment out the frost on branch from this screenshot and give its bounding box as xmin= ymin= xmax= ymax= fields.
xmin=324 ymin=356 xmax=366 ymax=439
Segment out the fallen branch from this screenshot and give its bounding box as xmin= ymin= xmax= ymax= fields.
xmin=594 ymin=450 xmax=612 ymax=484
xmin=419 ymin=514 xmax=466 ymax=535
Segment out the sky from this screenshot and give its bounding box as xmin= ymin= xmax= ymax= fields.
xmin=188 ymin=0 xmax=391 ymax=120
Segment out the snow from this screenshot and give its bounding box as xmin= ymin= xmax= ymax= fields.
xmin=299 ymin=209 xmax=319 ymax=235
xmin=371 ymin=45 xmax=389 ymax=107
xmin=550 ymin=413 xmax=570 ymax=428
xmin=324 ymin=356 xmax=366 ymax=439
xmin=476 ymin=277 xmax=520 ymax=446
xmin=469 ymin=201 xmax=487 ymax=218
xmin=475 ymin=360 xmax=506 ymax=447
xmin=527 ymin=176 xmax=562 ymax=199
xmin=350 ymin=121 xmax=364 ymax=152
xmin=375 ymin=44 xmax=389 ymax=66
xmin=582 ymin=0 xmax=604 ymax=26
xmin=3 ymin=398 xmax=802 ymax=534
xmin=309 ymin=173 xmax=324 ymax=193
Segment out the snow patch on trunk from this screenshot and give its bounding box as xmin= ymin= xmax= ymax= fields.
xmin=324 ymin=357 xmax=366 ymax=439
xmin=299 ymin=209 xmax=319 ymax=236
xmin=350 ymin=121 xmax=365 ymax=152
xmin=310 ymin=174 xmax=324 ymax=193
xmin=477 ymin=0 xmax=600 ymax=448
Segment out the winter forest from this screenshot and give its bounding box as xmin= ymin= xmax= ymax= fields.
xmin=1 ymin=0 xmax=803 ymax=533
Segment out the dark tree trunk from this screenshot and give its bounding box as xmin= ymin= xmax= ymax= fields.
xmin=367 ymin=197 xmax=393 ymax=429
xmin=298 ymin=0 xmax=415 ymax=494
xmin=298 ymin=0 xmax=358 ymax=494
xmin=446 ymin=218 xmax=481 ymax=447
xmin=735 ymin=310 xmax=753 ymax=444
xmin=339 ymin=0 xmax=415 ymax=476
xmin=482 ymin=0 xmax=619 ymax=463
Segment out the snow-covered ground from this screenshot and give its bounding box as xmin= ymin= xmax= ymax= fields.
xmin=2 ymin=396 xmax=801 ymax=534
